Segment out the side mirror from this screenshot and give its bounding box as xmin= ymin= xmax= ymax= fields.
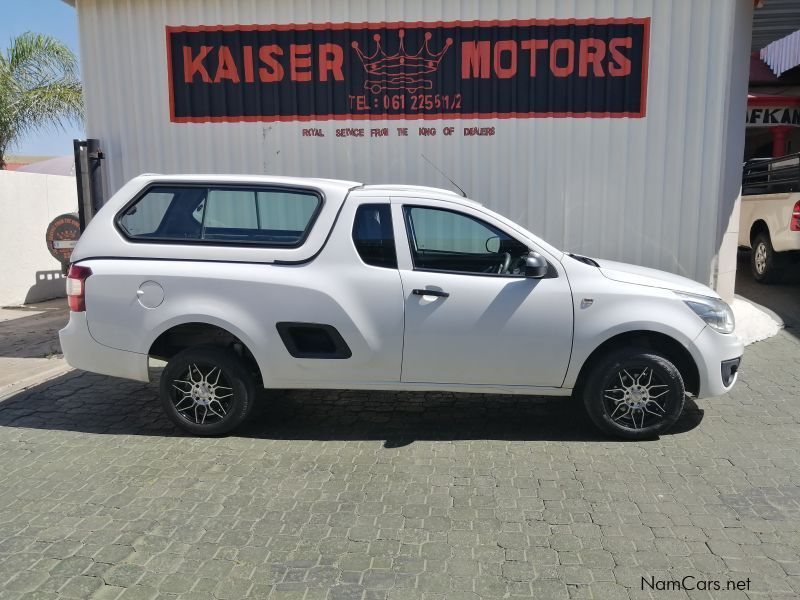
xmin=524 ymin=252 xmax=548 ymax=278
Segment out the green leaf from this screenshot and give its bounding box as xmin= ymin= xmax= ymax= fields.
xmin=0 ymin=32 xmax=84 ymax=168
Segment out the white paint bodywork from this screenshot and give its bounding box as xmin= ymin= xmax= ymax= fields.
xmin=738 ymin=192 xmax=800 ymax=252
xmin=60 ymin=175 xmax=743 ymax=401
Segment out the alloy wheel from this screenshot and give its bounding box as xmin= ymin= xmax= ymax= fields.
xmin=754 ymin=242 xmax=767 ymax=275
xmin=602 ymin=366 xmax=670 ymax=430
xmin=170 ymin=362 xmax=234 ymax=425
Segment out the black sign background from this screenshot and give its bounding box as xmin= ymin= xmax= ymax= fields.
xmin=167 ymin=19 xmax=649 ymax=122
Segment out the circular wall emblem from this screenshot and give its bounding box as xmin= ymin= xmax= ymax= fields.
xmin=45 ymin=213 xmax=81 ymax=265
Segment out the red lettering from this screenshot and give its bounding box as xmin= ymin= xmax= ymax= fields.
xmin=464 ymin=127 xmax=495 ymax=136
xmin=336 ymin=128 xmax=365 ymax=137
xmin=258 ymin=45 xmax=284 ymax=82
xmin=213 ymin=46 xmax=240 ymax=83
xmin=290 ymin=44 xmax=312 ymax=82
xmin=608 ymin=37 xmax=633 ymax=76
xmin=319 ymin=43 xmax=344 ymax=81
xmin=243 ymin=46 xmax=254 ymax=83
xmin=493 ymin=40 xmax=517 ymax=79
xmin=550 ymin=39 xmax=575 ymax=77
xmin=183 ymin=46 xmax=213 ymax=83
xmin=520 ymin=39 xmax=548 ymax=76
xmin=461 ymin=41 xmax=491 ymax=79
xmin=578 ymin=38 xmax=606 ymax=76
xmin=349 ymin=95 xmax=368 ymax=110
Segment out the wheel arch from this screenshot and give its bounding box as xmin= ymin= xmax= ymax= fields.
xmin=750 ymin=219 xmax=771 ymax=244
xmin=572 ymin=330 xmax=700 ymax=397
xmin=147 ymin=318 xmax=264 ymax=384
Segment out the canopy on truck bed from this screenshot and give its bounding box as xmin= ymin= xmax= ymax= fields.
xmin=71 ymin=175 xmax=361 ymax=264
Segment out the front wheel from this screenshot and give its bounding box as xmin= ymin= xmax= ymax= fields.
xmin=160 ymin=346 xmax=256 ymax=435
xmin=582 ymin=349 xmax=685 ymax=440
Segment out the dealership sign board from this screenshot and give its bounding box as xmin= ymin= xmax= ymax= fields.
xmin=167 ymin=18 xmax=650 ymax=122
xmin=746 ymin=107 xmax=800 ymax=126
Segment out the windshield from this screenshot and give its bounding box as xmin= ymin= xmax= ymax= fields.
xmin=468 ymin=202 xmax=565 ymax=260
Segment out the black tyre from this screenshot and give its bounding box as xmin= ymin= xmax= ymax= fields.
xmin=160 ymin=346 xmax=256 ymax=435
xmin=751 ymin=232 xmax=781 ymax=283
xmin=582 ymin=348 xmax=685 ymax=440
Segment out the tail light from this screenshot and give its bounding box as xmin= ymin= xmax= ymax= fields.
xmin=791 ymin=201 xmax=800 ymax=232
xmin=66 ymin=264 xmax=92 ymax=312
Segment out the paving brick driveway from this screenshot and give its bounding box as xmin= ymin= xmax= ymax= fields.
xmin=1 ymin=328 xmax=800 ymax=599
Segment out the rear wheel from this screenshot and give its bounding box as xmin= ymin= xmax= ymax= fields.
xmin=583 ymin=348 xmax=685 ymax=440
xmin=751 ymin=231 xmax=781 ymax=283
xmin=160 ymin=346 xmax=256 ymax=435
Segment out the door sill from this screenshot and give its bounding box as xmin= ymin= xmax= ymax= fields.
xmin=276 ymin=380 xmax=571 ymax=396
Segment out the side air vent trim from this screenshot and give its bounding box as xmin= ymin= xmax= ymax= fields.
xmin=275 ymin=322 xmax=352 ymax=359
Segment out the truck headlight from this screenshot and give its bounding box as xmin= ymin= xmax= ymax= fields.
xmin=676 ymin=292 xmax=735 ymax=334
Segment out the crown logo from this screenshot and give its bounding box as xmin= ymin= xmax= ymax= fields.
xmin=351 ymin=29 xmax=453 ymax=94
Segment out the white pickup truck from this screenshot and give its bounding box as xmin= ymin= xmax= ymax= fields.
xmin=60 ymin=175 xmax=742 ymax=439
xmin=740 ymin=156 xmax=800 ymax=282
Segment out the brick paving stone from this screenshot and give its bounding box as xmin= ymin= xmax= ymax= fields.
xmin=0 ymin=331 xmax=800 ymax=597
xmin=91 ymin=584 xmax=126 ymax=600
xmin=58 ymin=575 xmax=105 ymax=598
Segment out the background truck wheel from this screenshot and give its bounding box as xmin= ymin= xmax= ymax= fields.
xmin=160 ymin=346 xmax=256 ymax=435
xmin=751 ymin=232 xmax=781 ymax=283
xmin=582 ymin=348 xmax=685 ymax=440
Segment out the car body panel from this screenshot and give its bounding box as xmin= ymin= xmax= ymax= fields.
xmin=389 ymin=197 xmax=573 ymax=388
xmin=560 ymin=257 xmax=742 ymax=398
xmin=60 ymin=311 xmax=149 ymax=381
xmin=82 ymin=196 xmax=405 ymax=386
xmin=738 ymin=192 xmax=800 ymax=252
xmin=594 ymin=258 xmax=719 ymax=297
xmin=60 ymin=174 xmax=744 ymax=406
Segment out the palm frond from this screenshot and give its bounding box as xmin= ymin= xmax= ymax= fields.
xmin=0 ymin=32 xmax=83 ymax=167
xmin=11 ymin=79 xmax=83 ymax=138
xmin=4 ymin=31 xmax=80 ymax=83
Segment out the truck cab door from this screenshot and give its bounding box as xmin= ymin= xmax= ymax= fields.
xmin=393 ymin=199 xmax=573 ymax=388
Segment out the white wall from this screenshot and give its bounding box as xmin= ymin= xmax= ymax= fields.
xmin=74 ymin=0 xmax=753 ymax=297
xmin=714 ymin=0 xmax=753 ymax=302
xmin=0 ymin=171 xmax=78 ymax=306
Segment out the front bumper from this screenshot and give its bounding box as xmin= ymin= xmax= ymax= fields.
xmin=692 ymin=326 xmax=744 ymax=398
xmin=59 ymin=312 xmax=149 ymax=382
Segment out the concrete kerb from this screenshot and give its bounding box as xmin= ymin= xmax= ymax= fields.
xmin=0 ymin=359 xmax=73 ymax=403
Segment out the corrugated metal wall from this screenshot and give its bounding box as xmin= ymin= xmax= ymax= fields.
xmin=75 ymin=0 xmax=751 ymax=291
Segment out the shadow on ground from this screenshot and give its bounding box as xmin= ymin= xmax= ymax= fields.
xmin=0 ymin=299 xmax=68 ymax=359
xmin=736 ymin=249 xmax=800 ymax=337
xmin=0 ymin=369 xmax=704 ymax=444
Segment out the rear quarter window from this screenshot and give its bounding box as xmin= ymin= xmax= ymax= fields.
xmin=117 ymin=185 xmax=322 ymax=246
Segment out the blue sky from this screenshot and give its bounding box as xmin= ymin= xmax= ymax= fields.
xmin=2 ymin=1 xmax=84 ymax=157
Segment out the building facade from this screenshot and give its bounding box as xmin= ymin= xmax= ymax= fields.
xmin=68 ymin=0 xmax=754 ymax=300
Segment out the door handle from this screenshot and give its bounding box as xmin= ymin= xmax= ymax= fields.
xmin=412 ymin=288 xmax=449 ymax=298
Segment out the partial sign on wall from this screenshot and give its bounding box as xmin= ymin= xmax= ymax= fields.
xmin=746 ymin=107 xmax=800 ymax=126
xmin=167 ymin=18 xmax=650 ymax=122
xmin=45 ymin=213 xmax=81 ymax=268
